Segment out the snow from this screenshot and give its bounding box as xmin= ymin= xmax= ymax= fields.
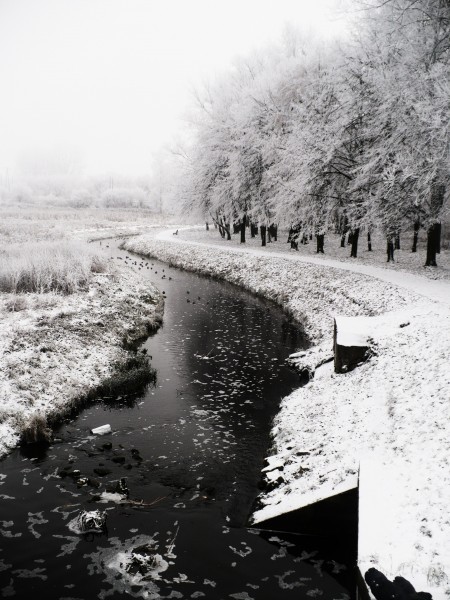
xmin=335 ymin=316 xmax=370 ymax=347
xmin=262 ymin=456 xmax=285 ymax=473
xmin=335 ymin=313 xmax=412 ymax=347
xmin=0 ymin=267 xmax=163 ymax=458
xmin=124 ymin=226 xmax=450 ymax=600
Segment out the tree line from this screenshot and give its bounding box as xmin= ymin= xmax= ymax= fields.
xmin=178 ymin=0 xmax=449 ymax=266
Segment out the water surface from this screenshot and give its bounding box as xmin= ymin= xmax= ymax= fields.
xmin=0 ymin=242 xmax=353 ymax=599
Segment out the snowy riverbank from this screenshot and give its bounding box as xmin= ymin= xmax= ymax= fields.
xmin=0 ymin=266 xmax=163 ymax=458
xmin=124 ymin=227 xmax=450 ymax=600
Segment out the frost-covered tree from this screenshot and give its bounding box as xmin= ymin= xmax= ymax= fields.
xmin=177 ymin=4 xmax=449 ymax=265
xmin=349 ymin=0 xmax=450 ymax=264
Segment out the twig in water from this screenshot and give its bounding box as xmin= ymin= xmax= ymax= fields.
xmin=126 ymin=496 xmax=167 ymax=507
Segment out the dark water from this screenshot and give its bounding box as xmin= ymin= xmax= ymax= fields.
xmin=0 ymin=242 xmax=353 ymax=599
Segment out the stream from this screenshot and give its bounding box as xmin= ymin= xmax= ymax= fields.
xmin=0 ymin=240 xmax=354 ymax=599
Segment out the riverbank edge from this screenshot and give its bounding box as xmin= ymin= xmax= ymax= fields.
xmin=122 ymin=232 xmax=450 ymax=600
xmin=0 ymin=266 xmax=164 ymax=460
xmin=121 ymin=236 xmax=418 ymax=343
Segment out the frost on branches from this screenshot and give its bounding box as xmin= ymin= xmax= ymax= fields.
xmin=176 ymin=0 xmax=449 ymax=265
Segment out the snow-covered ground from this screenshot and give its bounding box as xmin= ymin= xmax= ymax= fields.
xmin=0 ymin=267 xmax=164 ymax=458
xmin=0 ymin=205 xmax=178 ymax=457
xmin=124 ymin=226 xmax=450 ymax=600
xmin=177 ymin=226 xmax=450 ymax=282
xmin=0 ymin=207 xmax=169 ymax=459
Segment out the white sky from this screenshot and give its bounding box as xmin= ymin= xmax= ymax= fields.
xmin=0 ymin=0 xmax=349 ymax=177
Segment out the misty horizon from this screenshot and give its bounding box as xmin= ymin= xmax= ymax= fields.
xmin=0 ymin=0 xmax=347 ymax=179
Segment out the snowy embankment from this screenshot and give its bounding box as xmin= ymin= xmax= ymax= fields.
xmin=124 ymin=228 xmax=450 ymax=599
xmin=0 ymin=268 xmax=163 ymax=458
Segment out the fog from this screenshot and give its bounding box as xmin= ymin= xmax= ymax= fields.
xmin=0 ymin=0 xmax=347 ymax=180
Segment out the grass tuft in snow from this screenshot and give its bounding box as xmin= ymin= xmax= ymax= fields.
xmin=21 ymin=413 xmax=52 ymax=444
xmin=0 ymin=241 xmax=109 ymax=294
xmin=42 ymin=353 xmax=158 ymax=428
xmin=91 ymin=353 xmax=157 ymax=399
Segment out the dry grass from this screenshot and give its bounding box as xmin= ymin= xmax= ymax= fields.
xmin=0 ymin=240 xmax=108 ymax=294
xmin=0 ymin=206 xmax=174 ymax=244
xmin=0 ymin=206 xmax=178 ymax=295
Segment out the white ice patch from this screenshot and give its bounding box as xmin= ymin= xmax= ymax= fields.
xmin=0 ymin=558 xmax=12 ymax=572
xmin=53 ymin=534 xmax=81 ymax=557
xmin=12 ymin=567 xmax=47 ymax=580
xmin=191 ymin=409 xmax=209 ymax=417
xmin=27 ymin=512 xmax=48 ymax=539
xmin=98 ymin=491 xmax=126 ymax=504
xmin=173 ymin=573 xmax=194 ymax=583
xmin=84 ymin=526 xmax=183 ymax=598
xmin=0 ymin=529 xmax=21 ymax=538
xmin=229 ymin=543 xmax=252 ymax=558
xmin=276 ymin=570 xmax=310 ymax=590
xmin=271 ymin=546 xmax=288 ymax=560
xmin=51 ymin=504 xmax=81 ymax=521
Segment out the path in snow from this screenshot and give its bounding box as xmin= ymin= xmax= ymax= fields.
xmin=157 ymin=229 xmax=450 ymax=308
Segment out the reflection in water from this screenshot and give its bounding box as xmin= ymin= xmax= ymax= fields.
xmin=0 ymin=244 xmax=354 ymax=599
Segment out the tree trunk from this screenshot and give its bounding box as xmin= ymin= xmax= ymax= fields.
xmin=436 ymin=223 xmax=441 ymax=254
xmin=350 ymin=228 xmax=359 ymax=258
xmin=395 ymin=235 xmax=400 ymax=250
xmin=226 ymin=223 xmax=231 ymax=241
xmin=340 ymin=234 xmax=346 ymax=248
xmin=260 ymin=225 xmax=267 ymax=247
xmin=347 ymin=231 xmax=353 ymax=245
xmin=206 ymin=222 xmax=209 ymax=231
xmin=387 ymin=238 xmax=395 ymax=262
xmin=367 ymin=231 xmax=372 ymax=251
xmin=240 ymin=219 xmax=246 ymax=244
xmin=412 ymin=220 xmax=420 ymax=253
xmin=425 ymin=223 xmax=440 ymax=266
xmin=271 ymin=224 xmax=278 ymax=241
xmin=250 ymin=223 xmax=258 ymax=238
xmin=288 ymin=227 xmax=298 ymax=249
xmin=233 ymin=222 xmax=240 ymax=234
xmin=218 ymin=222 xmax=225 ymax=238
xmin=316 ymin=234 xmax=324 ymax=254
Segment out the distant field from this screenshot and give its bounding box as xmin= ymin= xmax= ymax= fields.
xmin=0 ymin=205 xmax=175 ymax=244
xmin=0 ymin=205 xmax=174 ymax=299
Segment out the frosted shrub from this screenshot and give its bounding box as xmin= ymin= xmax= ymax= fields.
xmin=0 ymin=241 xmax=108 ymax=294
xmin=4 ymin=295 xmax=29 ymax=312
xmin=22 ymin=413 xmax=52 ymax=444
xmin=101 ymin=187 xmax=149 ymax=209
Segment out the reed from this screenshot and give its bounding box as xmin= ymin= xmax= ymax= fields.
xmin=0 ymin=240 xmax=108 ymax=294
